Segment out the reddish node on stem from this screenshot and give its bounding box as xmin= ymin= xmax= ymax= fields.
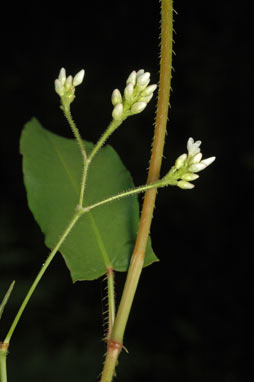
xmin=0 ymin=342 xmax=9 ymax=351
xmin=107 ymin=339 xmax=122 ymax=352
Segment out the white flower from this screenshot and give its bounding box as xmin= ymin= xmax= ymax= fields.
xmin=187 ymin=137 xmax=202 ymax=156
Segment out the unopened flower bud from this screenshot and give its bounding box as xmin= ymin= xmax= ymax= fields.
xmin=189 ymin=152 xmax=202 ymax=165
xmin=141 ymin=84 xmax=157 ymax=96
xmin=55 ymin=79 xmax=64 ymax=96
xmin=188 ymin=162 xmax=207 ymax=173
xmin=136 ymin=72 xmax=150 ymax=88
xmin=112 ymin=103 xmax=123 ymax=120
xmin=65 ymin=75 xmax=73 ymax=90
xmin=58 ymin=68 xmax=66 ymax=85
xmin=136 ymin=69 xmax=145 ymax=77
xmin=126 ymin=71 xmax=137 ymax=86
xmin=175 ymin=153 xmax=187 ymax=169
xmin=112 ymin=89 xmax=122 ymax=106
xmin=181 ymin=173 xmax=199 ymax=181
xmin=73 ymin=69 xmax=85 ymax=86
xmin=177 ymin=180 xmax=195 ymax=190
xmin=124 ymin=83 xmax=134 ymax=101
xmin=131 ymin=101 xmax=147 ymax=114
xmin=201 ymin=156 xmax=216 ymax=167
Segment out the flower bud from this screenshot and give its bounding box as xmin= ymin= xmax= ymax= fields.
xmin=177 ymin=180 xmax=195 ymax=190
xmin=141 ymin=84 xmax=157 ymax=96
xmin=175 ymin=153 xmax=187 ymax=169
xmin=111 ymin=89 xmax=122 ymax=106
xmin=131 ymin=101 xmax=147 ymax=114
xmin=189 ymin=152 xmax=202 ymax=164
xmin=181 ymin=173 xmax=199 ymax=181
xmin=73 ymin=69 xmax=85 ymax=86
xmin=124 ymin=83 xmax=134 ymax=101
xmin=55 ymin=79 xmax=64 ymax=96
xmin=58 ymin=68 xmax=66 ymax=85
xmin=188 ymin=162 xmax=207 ymax=173
xmin=112 ymin=103 xmax=123 ymax=120
xmin=136 ymin=72 xmax=150 ymax=88
xmin=126 ymin=71 xmax=137 ymax=86
xmin=201 ymin=156 xmax=216 ymax=167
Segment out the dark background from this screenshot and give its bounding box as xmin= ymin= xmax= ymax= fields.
xmin=0 ymin=1 xmax=250 ymax=381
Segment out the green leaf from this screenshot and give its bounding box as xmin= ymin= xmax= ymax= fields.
xmin=20 ymin=119 xmax=158 ymax=281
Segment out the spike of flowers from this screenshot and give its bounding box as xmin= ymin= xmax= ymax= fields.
xmin=111 ymin=69 xmax=157 ymax=121
xmin=161 ymin=138 xmax=215 ymax=190
xmin=54 ymin=67 xmax=85 ymax=109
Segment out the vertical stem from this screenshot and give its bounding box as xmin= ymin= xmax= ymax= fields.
xmin=0 ymin=343 xmax=8 ymax=382
xmin=100 ymin=0 xmax=173 ymax=380
xmin=106 ymin=268 xmax=116 ymax=340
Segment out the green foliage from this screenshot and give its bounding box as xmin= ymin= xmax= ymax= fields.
xmin=20 ymin=119 xmax=158 ymax=282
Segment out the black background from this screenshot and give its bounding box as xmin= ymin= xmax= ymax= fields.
xmin=0 ymin=1 xmax=250 ymax=381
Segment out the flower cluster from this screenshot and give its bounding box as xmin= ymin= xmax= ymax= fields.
xmin=161 ymin=138 xmax=216 ymax=190
xmin=54 ymin=67 xmax=85 ymax=108
xmin=111 ymin=69 xmax=157 ymax=121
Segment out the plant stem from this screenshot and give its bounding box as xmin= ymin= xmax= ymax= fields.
xmin=4 ymin=210 xmax=82 ymax=345
xmin=82 ymin=181 xmax=161 ymax=213
xmin=0 ymin=343 xmax=8 ymax=382
xmin=62 ymin=105 xmax=87 ymax=160
xmin=100 ymin=0 xmax=173 ymax=380
xmin=105 ymin=268 xmax=115 ymax=341
xmin=88 ymin=120 xmax=122 ymax=163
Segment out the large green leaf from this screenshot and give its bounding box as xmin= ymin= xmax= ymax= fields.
xmin=20 ymin=119 xmax=158 ymax=281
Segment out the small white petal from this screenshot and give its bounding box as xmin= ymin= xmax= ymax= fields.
xmin=131 ymin=101 xmax=147 ymax=114
xmin=124 ymin=83 xmax=134 ymax=101
xmin=126 ymin=70 xmax=137 ymax=86
xmin=112 ymin=103 xmax=123 ymax=120
xmin=175 ymin=153 xmax=187 ymax=169
xmin=177 ymin=180 xmax=195 ymax=190
xmin=73 ymin=69 xmax=85 ymax=86
xmin=111 ymin=89 xmax=122 ymax=106
xmin=201 ymin=156 xmax=216 ymax=167
xmin=187 ymin=137 xmax=201 ymax=155
xmin=188 ymin=162 xmax=207 ymax=173
xmin=58 ymin=67 xmax=66 ymax=85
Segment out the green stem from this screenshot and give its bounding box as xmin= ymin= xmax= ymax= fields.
xmin=4 ymin=210 xmax=82 ymax=345
xmin=88 ymin=120 xmax=122 ymax=162
xmin=105 ymin=268 xmax=115 ymax=341
xmin=61 ymin=104 xmax=89 ymax=206
xmin=0 ymin=344 xmax=8 ymax=382
xmin=82 ymin=181 xmax=161 ymax=213
xmin=100 ymin=0 xmax=173 ymax=380
xmin=62 ymin=105 xmax=87 ymax=160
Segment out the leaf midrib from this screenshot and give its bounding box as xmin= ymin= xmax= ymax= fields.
xmin=45 ymin=128 xmax=112 ymax=270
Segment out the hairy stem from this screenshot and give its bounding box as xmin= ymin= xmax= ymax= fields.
xmin=100 ymin=0 xmax=174 ymax=380
xmin=88 ymin=120 xmax=122 ymax=163
xmin=105 ymin=268 xmax=116 ymax=341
